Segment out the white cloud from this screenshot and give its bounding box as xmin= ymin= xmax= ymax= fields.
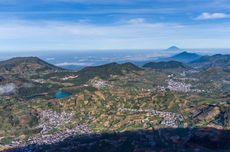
xmin=55 ymin=62 xmax=93 ymax=66
xmin=0 ymin=83 xmax=16 ymax=95
xmin=0 ymin=19 xmax=230 ymax=51
xmin=127 ymin=18 xmax=145 ymax=24
xmin=196 ymin=12 xmax=230 ymax=20
xmin=0 ymin=20 xmax=185 ymax=50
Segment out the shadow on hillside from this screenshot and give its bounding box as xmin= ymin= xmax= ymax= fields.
xmin=8 ymin=128 xmax=230 ymax=152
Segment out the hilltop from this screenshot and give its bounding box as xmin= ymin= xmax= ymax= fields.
xmin=143 ymin=61 xmax=188 ymax=69
xmin=157 ymin=51 xmax=201 ymax=63
xmin=171 ymin=51 xmax=201 ymax=62
xmin=166 ymin=46 xmax=182 ymax=51
xmin=75 ymin=62 xmax=142 ymax=84
xmin=0 ymin=57 xmax=63 ymax=75
xmin=0 ymin=57 xmax=64 ymax=97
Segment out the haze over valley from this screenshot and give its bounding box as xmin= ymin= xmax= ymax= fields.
xmin=1 ymin=47 xmax=230 ymax=70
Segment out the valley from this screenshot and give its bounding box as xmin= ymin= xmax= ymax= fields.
xmin=0 ymin=52 xmax=229 ymax=152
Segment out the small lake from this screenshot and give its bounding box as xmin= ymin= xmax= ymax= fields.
xmin=55 ymin=90 xmax=71 ymax=99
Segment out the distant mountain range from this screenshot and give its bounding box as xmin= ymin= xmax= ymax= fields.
xmin=149 ymin=53 xmax=230 ymax=70
xmin=0 ymin=53 xmax=229 ymax=78
xmin=190 ymin=54 xmax=230 ymax=69
xmin=156 ymin=51 xmax=201 ymax=63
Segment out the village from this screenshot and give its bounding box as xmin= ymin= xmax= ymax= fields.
xmin=26 ymin=110 xmax=90 ymax=145
xmin=119 ymin=108 xmax=183 ymax=128
xmin=28 ymin=124 xmax=90 ymax=145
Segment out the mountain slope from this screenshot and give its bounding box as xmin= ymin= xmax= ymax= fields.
xmin=156 ymin=52 xmax=201 ymax=63
xmin=169 ymin=51 xmax=200 ymax=63
xmin=190 ymin=54 xmax=230 ymax=69
xmin=0 ymin=57 xmax=63 ymax=75
xmin=143 ymin=61 xmax=188 ymax=69
xmin=75 ymin=62 xmax=142 ymax=84
xmin=166 ymin=46 xmax=181 ymax=51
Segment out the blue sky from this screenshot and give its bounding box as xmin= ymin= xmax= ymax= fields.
xmin=0 ymin=0 xmax=230 ymax=51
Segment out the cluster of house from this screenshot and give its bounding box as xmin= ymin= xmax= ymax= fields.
xmin=27 ymin=110 xmax=89 ymax=145
xmin=61 ymin=75 xmax=78 ymax=81
xmin=90 ymin=79 xmax=108 ymax=88
xmin=167 ymin=79 xmax=192 ymax=92
xmin=28 ymin=124 xmax=90 ymax=145
xmin=32 ymin=79 xmax=45 ymax=84
xmin=38 ymin=110 xmax=74 ymax=134
xmin=119 ymin=108 xmax=183 ymax=128
xmin=167 ymin=79 xmax=204 ymax=93
xmin=2 ymin=110 xmax=90 ymax=147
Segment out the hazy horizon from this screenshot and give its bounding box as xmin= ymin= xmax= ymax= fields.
xmin=1 ymin=48 xmax=229 ymax=70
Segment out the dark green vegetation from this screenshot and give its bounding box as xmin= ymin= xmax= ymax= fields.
xmin=190 ymin=54 xmax=230 ymax=69
xmin=0 ymin=53 xmax=229 ymax=151
xmin=0 ymin=57 xmax=64 ymax=99
xmin=0 ymin=98 xmax=40 ymax=144
xmin=76 ymin=62 xmax=142 ymax=84
xmin=143 ymin=61 xmax=188 ymax=69
xmin=0 ymin=57 xmax=63 ymax=75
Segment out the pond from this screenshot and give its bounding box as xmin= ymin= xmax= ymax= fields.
xmin=55 ymin=90 xmax=71 ymax=99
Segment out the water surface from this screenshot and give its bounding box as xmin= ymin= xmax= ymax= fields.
xmin=55 ymin=90 xmax=71 ymax=99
